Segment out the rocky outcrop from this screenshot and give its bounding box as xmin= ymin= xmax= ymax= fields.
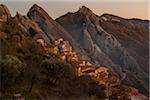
xmin=27 ymin=4 xmax=91 ymax=60
xmin=13 ymin=12 xmax=50 ymax=43
xmin=56 ymin=6 xmax=149 ymax=95
xmin=0 ymin=4 xmax=11 ymax=22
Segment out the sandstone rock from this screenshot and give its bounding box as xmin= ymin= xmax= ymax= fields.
xmin=0 ymin=4 xmax=11 ymax=22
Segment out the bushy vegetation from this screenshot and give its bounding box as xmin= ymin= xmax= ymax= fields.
xmin=1 ymin=55 xmax=25 ymax=88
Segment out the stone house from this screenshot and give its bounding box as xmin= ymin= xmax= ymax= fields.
xmin=60 ymin=53 xmax=66 ymax=61
xmin=36 ymin=38 xmax=45 ymax=47
xmin=59 ymin=41 xmax=72 ymax=53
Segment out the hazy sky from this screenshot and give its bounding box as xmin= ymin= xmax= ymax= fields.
xmin=1 ymin=0 xmax=149 ymax=20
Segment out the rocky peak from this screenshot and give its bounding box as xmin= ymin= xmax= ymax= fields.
xmin=27 ymin=4 xmax=61 ymax=40
xmin=13 ymin=12 xmax=30 ymax=24
xmin=78 ymin=6 xmax=93 ymax=16
xmin=0 ymin=4 xmax=11 ymax=21
xmin=28 ymin=4 xmax=52 ymax=21
xmin=12 ymin=11 xmax=51 ymax=43
xmin=14 ymin=12 xmax=29 ymax=21
xmin=14 ymin=12 xmax=23 ymax=20
xmin=78 ymin=5 xmax=100 ymax=27
xmin=29 ymin=4 xmax=41 ymax=12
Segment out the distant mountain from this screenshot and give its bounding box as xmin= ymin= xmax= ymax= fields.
xmin=0 ymin=4 xmax=149 ymax=96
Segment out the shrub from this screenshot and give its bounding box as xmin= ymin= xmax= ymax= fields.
xmin=41 ymin=59 xmax=75 ymax=85
xmin=1 ymin=55 xmax=25 ymax=87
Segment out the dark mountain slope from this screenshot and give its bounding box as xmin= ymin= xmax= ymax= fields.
xmin=100 ymin=14 xmax=149 ymax=73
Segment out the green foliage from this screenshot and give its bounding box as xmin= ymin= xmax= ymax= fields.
xmin=41 ymin=59 xmax=75 ymax=85
xmin=1 ymin=55 xmax=25 ymax=87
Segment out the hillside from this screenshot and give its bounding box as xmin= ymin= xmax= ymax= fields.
xmin=0 ymin=4 xmax=149 ymax=99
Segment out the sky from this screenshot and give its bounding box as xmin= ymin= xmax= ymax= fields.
xmin=1 ymin=0 xmax=149 ymax=20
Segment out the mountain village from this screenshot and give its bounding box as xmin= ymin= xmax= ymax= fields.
xmin=0 ymin=4 xmax=148 ymax=100
xmin=34 ymin=35 xmax=147 ymax=100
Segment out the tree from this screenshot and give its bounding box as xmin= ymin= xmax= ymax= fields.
xmin=1 ymin=55 xmax=25 ymax=88
xmin=41 ymin=59 xmax=75 ymax=86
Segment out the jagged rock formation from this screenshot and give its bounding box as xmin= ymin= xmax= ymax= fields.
xmin=56 ymin=6 xmax=149 ymax=95
xmin=0 ymin=4 xmax=11 ymax=22
xmin=27 ymin=4 xmax=91 ymax=60
xmin=13 ymin=12 xmax=50 ymax=43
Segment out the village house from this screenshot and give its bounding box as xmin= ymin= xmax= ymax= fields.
xmin=70 ymin=52 xmax=78 ymax=63
xmin=43 ymin=44 xmax=55 ymax=54
xmin=95 ymin=67 xmax=109 ymax=85
xmin=53 ymin=38 xmax=79 ymax=64
xmin=78 ymin=61 xmax=92 ymax=73
xmin=34 ymin=34 xmax=50 ymax=47
xmin=77 ymin=67 xmax=82 ymax=76
xmin=60 ymin=53 xmax=66 ymax=61
xmin=54 ymin=38 xmax=63 ymax=46
xmin=64 ymin=52 xmax=78 ymax=62
xmin=77 ymin=60 xmax=109 ymax=85
xmin=111 ymin=18 xmax=120 ymax=22
xmin=81 ymin=67 xmax=97 ymax=76
xmin=95 ymin=67 xmax=108 ymax=78
xmin=101 ymin=16 xmax=108 ymax=22
xmin=36 ymin=38 xmax=45 ymax=47
xmin=59 ymin=41 xmax=72 ymax=53
xmin=34 ymin=35 xmax=60 ymax=55
xmin=79 ymin=60 xmax=86 ymax=66
xmin=52 ymin=46 xmax=59 ymax=54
